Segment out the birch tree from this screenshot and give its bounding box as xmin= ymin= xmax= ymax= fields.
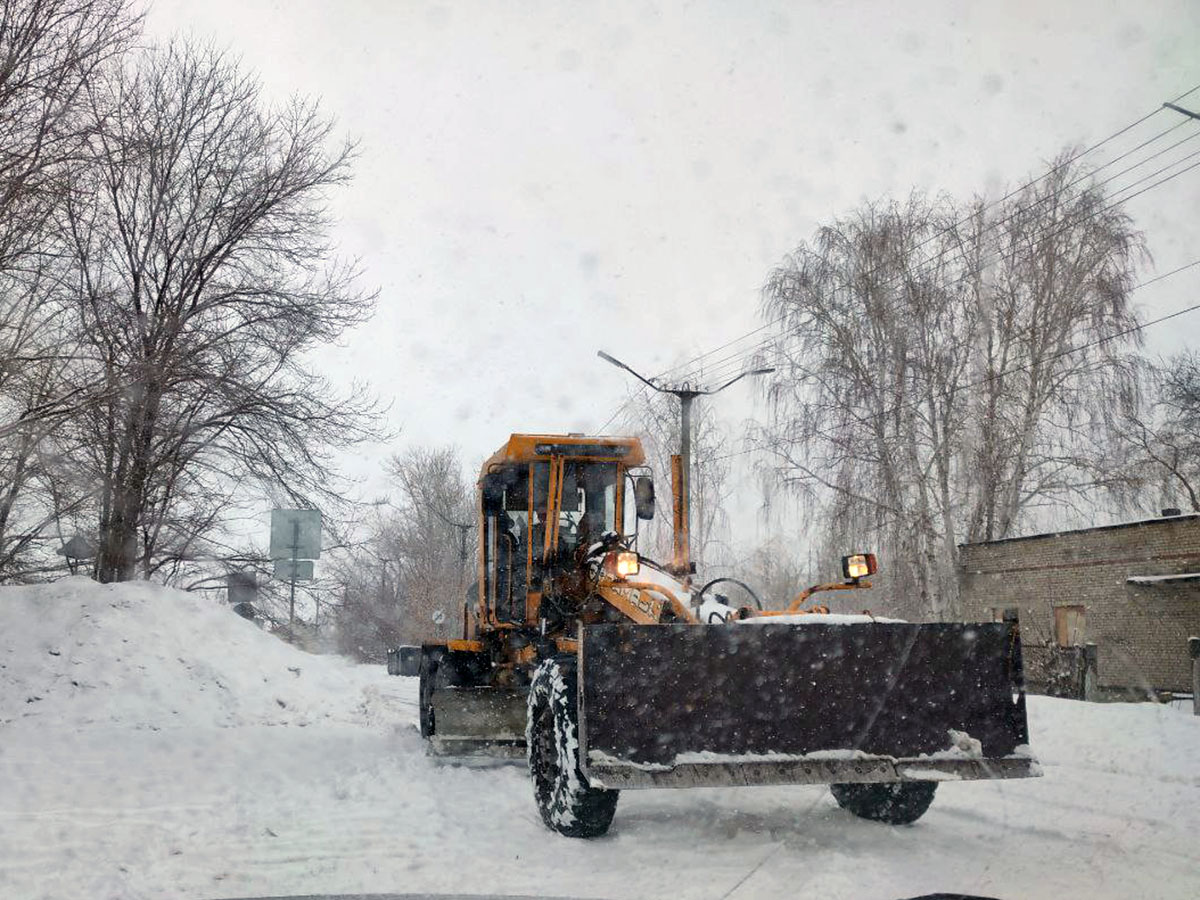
xmin=758 ymin=157 xmax=1145 ymax=618
xmin=960 ymin=158 xmax=1144 ymax=542
xmin=1116 ymin=351 xmax=1200 ymax=513
xmin=759 ymin=194 xmax=972 ymax=617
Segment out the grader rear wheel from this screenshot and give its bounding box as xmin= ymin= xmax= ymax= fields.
xmin=830 ymin=781 xmax=938 ymax=825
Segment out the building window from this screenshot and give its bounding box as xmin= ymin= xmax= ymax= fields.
xmin=1054 ymin=605 xmax=1086 ymax=647
xmin=989 ymin=607 xmax=1019 ymax=622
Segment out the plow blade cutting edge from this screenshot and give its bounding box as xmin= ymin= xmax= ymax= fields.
xmin=579 ymin=621 xmax=1039 ymax=790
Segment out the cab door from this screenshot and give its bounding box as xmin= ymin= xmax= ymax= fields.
xmin=481 ymin=464 xmax=528 ymax=625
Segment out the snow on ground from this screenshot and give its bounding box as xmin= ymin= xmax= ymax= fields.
xmin=2 ymin=579 xmax=1199 ymax=900
xmin=0 ymin=578 xmax=375 ymax=731
xmin=734 ymin=613 xmax=905 ymax=625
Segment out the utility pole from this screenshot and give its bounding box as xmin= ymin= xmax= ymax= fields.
xmin=379 ymin=557 xmax=392 ymax=603
xmin=598 ymin=350 xmax=773 ymax=580
xmin=428 ymin=505 xmax=473 ymax=565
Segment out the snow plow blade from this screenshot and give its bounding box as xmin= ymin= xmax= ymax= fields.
xmin=579 ymin=621 xmax=1038 ymax=790
xmin=428 ymin=686 xmax=528 ymax=758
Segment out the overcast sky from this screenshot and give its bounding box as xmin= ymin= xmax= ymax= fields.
xmin=144 ymin=0 xmax=1199 ymax=549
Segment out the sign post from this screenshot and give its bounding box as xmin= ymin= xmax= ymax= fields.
xmin=270 ymin=509 xmax=321 ymax=624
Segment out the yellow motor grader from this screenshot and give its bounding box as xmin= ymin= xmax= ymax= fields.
xmin=389 ymin=433 xmax=1037 ymax=838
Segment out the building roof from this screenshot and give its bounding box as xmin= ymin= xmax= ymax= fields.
xmin=1126 ymin=572 xmax=1200 ymax=585
xmin=959 ymin=513 xmax=1199 ymax=549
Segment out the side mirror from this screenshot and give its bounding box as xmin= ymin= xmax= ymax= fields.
xmin=633 ymin=476 xmax=655 ymax=521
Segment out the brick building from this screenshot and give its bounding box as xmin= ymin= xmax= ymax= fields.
xmin=958 ymin=512 xmax=1200 ymax=696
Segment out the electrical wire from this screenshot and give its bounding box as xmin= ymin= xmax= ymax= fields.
xmin=679 ymin=133 xmax=1200 ymax=389
xmin=706 ymin=259 xmax=1200 ymax=465
xmin=644 ymin=86 xmax=1200 ymax=391
xmin=596 ymin=86 xmax=1200 ymax=431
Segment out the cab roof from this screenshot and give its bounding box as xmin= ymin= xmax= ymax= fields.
xmin=481 ymin=433 xmax=645 ymax=474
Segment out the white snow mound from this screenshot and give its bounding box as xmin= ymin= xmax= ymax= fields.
xmin=0 ymin=577 xmax=378 ymax=730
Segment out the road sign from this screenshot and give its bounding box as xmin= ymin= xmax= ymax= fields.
xmin=228 ymin=572 xmax=257 ymax=604
xmin=58 ymin=534 xmax=96 ymax=560
xmin=269 ymin=509 xmax=322 ymax=560
xmin=273 ymin=559 xmax=315 ymax=581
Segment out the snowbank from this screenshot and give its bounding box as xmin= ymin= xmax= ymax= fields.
xmin=0 ymin=577 xmax=379 ymax=730
xmin=1027 ymin=692 xmax=1200 ymax=786
xmin=1 ymin=578 xmax=1199 ymax=900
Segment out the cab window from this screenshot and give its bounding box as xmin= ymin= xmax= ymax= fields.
xmin=556 ymin=461 xmax=618 ymax=557
xmin=482 ymin=464 xmax=529 ymax=623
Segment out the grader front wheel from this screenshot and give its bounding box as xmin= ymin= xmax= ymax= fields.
xmin=526 ymin=656 xmax=618 ymax=838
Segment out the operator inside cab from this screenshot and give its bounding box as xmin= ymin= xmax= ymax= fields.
xmin=556 ymin=461 xmax=619 ymax=558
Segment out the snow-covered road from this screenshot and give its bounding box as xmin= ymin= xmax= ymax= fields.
xmin=2 ymin=580 xmax=1198 ymax=899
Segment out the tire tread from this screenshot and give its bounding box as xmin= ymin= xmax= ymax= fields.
xmin=526 ymin=656 xmax=618 ymax=838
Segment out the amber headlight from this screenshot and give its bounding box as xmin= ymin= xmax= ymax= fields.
xmin=615 ymin=551 xmax=640 ymax=577
xmin=841 ymin=552 xmax=877 ymax=580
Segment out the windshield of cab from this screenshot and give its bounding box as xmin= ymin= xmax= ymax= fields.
xmin=555 ymin=461 xmax=618 ymax=556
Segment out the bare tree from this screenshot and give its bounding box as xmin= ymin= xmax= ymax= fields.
xmin=328 ymin=547 xmax=405 ymax=662
xmin=759 ymin=194 xmax=972 ymax=617
xmin=377 ymin=445 xmax=475 ymax=645
xmin=960 ymin=157 xmax=1144 ymax=543
xmin=734 ymin=535 xmax=811 ymax=609
xmin=0 ymin=0 xmax=140 ymax=271
xmin=326 ymin=446 xmax=474 ymax=657
xmin=55 ymin=40 xmax=380 ymax=582
xmin=758 ymin=157 xmax=1145 ymax=619
xmin=1115 ymin=351 xmax=1200 ymax=513
xmin=0 ymin=0 xmax=140 ymax=578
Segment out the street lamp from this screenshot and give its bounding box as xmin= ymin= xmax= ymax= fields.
xmin=597 ymin=350 xmax=773 ymax=577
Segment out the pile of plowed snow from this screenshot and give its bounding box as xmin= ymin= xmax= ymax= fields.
xmin=1028 ymin=691 xmax=1199 ymax=786
xmin=2 ymin=578 xmax=1199 ymax=900
xmin=0 ymin=577 xmax=378 ymax=730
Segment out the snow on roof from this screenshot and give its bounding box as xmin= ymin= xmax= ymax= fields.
xmin=959 ymin=512 xmax=1199 ymax=548
xmin=1126 ymin=572 xmax=1200 ymax=585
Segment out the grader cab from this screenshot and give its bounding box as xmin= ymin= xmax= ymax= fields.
xmin=394 ymin=433 xmax=1037 ymax=838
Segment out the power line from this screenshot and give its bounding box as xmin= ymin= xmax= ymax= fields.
xmin=651 ymin=88 xmax=1200 ymax=393
xmin=649 ymin=84 xmax=1200 ymax=388
xmin=677 ymin=125 xmax=1200 ymax=388
xmin=596 ymin=85 xmax=1200 ymax=432
xmin=706 ymin=260 xmax=1200 ymax=465
xmin=680 ymin=136 xmax=1200 ymax=390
